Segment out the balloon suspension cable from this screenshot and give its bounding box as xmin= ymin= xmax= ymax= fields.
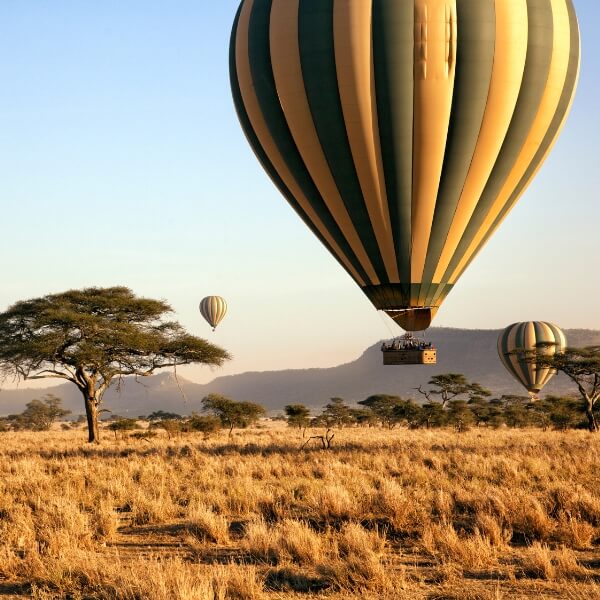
xmin=377 ymin=310 xmax=396 ymax=339
xmin=173 ymin=362 xmax=189 ymax=405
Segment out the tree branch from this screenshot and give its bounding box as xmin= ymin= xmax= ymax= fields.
xmin=414 ymin=385 xmax=431 ymax=401
xmin=25 ymin=372 xmax=76 ymax=383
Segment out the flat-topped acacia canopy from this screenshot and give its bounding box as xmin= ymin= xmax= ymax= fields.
xmin=0 ymin=286 xmax=230 ymax=443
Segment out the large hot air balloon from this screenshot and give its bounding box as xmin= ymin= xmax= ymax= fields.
xmin=497 ymin=321 xmax=567 ymax=399
xmin=229 ymin=0 xmax=580 ymax=332
xmin=200 ymin=296 xmax=228 ymax=331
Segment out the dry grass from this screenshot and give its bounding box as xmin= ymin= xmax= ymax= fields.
xmin=0 ymin=425 xmax=598 ymax=599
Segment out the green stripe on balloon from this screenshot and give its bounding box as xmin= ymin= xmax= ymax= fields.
xmin=372 ymin=0 xmax=414 ymax=284
xmin=298 ymin=0 xmax=388 ymax=284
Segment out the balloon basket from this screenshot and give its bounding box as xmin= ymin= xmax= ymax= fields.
xmin=381 ymin=333 xmax=437 ymax=365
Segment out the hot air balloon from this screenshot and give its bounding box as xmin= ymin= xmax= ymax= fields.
xmin=229 ymin=0 xmax=580 ymax=333
xmin=200 ymin=296 xmax=228 ymax=331
xmin=497 ymin=321 xmax=567 ymax=399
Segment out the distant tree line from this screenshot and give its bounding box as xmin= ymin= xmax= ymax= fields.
xmin=284 ymin=372 xmax=600 ymax=433
xmin=1 ymin=371 xmax=598 ymax=440
xmin=0 ymin=392 xmax=265 ymax=440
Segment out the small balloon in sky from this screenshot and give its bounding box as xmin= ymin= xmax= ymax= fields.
xmin=200 ymin=296 xmax=228 ymax=331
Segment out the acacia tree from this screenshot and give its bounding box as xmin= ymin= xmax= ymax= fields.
xmin=0 ymin=287 xmax=230 ymax=443
xmin=392 ymin=399 xmax=424 ymax=429
xmin=499 ymin=395 xmax=533 ymax=428
xmin=532 ymin=346 xmax=600 ymax=432
xmin=468 ymin=396 xmax=504 ymax=428
xmin=8 ymin=394 xmax=71 ymax=431
xmin=535 ymin=396 xmax=583 ymax=431
xmin=358 ymin=394 xmax=404 ymax=429
xmin=107 ymin=418 xmax=139 ymax=440
xmin=321 ymin=397 xmax=354 ymax=428
xmin=416 ymin=373 xmax=490 ymax=408
xmin=201 ymin=393 xmax=265 ymax=436
xmin=284 ymin=404 xmax=311 ymax=434
xmin=446 ymin=400 xmax=475 ymax=432
xmin=420 ymin=401 xmax=447 ymax=428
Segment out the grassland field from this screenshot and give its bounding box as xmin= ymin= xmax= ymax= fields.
xmin=0 ymin=422 xmax=599 ymax=599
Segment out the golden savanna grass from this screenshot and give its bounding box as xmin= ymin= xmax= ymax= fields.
xmin=0 ymin=424 xmax=599 ymax=599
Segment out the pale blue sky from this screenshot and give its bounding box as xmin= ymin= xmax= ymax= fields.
xmin=0 ymin=1 xmax=598 ymax=386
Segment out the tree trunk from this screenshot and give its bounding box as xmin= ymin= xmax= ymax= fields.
xmin=585 ymin=402 xmax=598 ymax=433
xmin=84 ymin=394 xmax=100 ymax=443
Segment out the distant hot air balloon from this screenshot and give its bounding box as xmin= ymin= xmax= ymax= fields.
xmin=497 ymin=322 xmax=567 ymax=399
xmin=229 ymin=0 xmax=580 ymax=332
xmin=200 ymin=296 xmax=228 ymax=331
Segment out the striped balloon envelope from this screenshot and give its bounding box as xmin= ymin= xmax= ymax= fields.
xmin=229 ymin=0 xmax=580 ymax=331
xmin=497 ymin=322 xmax=567 ymax=398
xmin=199 ymin=296 xmax=228 ymax=331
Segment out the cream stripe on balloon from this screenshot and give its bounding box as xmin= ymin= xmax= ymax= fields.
xmin=411 ymin=0 xmax=457 ymax=283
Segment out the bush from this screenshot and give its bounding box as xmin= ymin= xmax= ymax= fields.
xmin=150 ymin=419 xmax=184 ymax=438
xmin=188 ymin=414 xmax=221 ymax=437
xmin=107 ymin=418 xmax=140 ymax=439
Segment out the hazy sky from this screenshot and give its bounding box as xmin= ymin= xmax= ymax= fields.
xmin=0 ymin=1 xmax=598 ymax=387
